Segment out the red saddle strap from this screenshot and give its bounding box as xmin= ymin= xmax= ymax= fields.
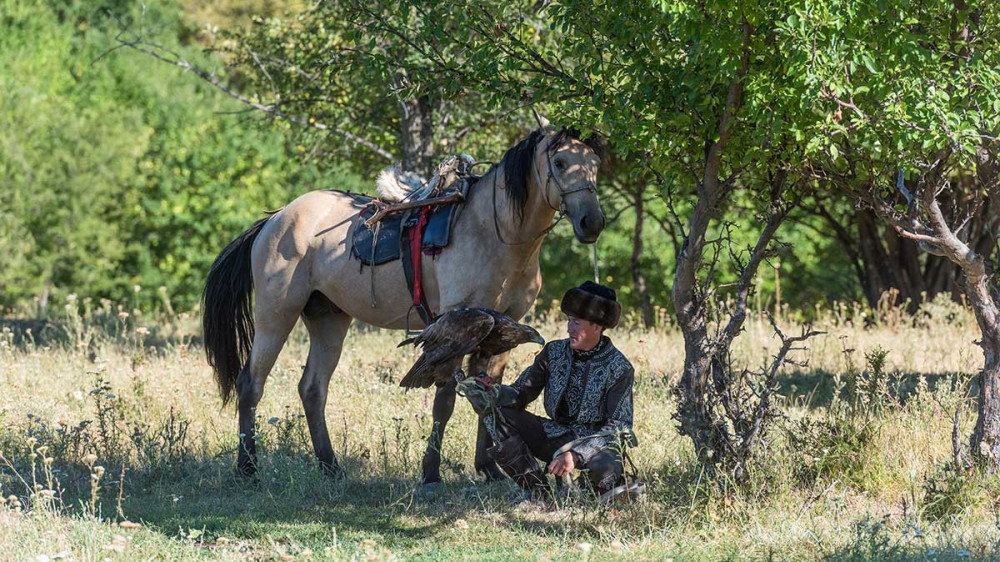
xmin=408 ymin=207 xmax=431 ymax=308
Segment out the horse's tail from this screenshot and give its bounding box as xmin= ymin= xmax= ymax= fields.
xmin=202 ymin=217 xmax=269 ymax=407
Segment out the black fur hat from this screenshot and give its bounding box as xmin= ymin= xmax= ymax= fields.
xmin=560 ymin=281 xmax=621 ymax=328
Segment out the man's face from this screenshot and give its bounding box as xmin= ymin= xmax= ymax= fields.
xmin=567 ymin=315 xmax=603 ymax=351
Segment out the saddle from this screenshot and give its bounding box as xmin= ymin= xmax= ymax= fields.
xmin=349 ymin=156 xmax=478 ymax=326
xmin=351 ymin=199 xmax=462 ymax=267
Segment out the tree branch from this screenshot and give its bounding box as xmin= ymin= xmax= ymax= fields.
xmin=111 ymin=25 xmax=397 ymax=162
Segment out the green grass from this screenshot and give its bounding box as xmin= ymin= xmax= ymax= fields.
xmin=1 ymin=298 xmax=999 ymax=560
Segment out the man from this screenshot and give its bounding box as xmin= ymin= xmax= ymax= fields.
xmin=464 ymin=281 xmax=637 ymax=501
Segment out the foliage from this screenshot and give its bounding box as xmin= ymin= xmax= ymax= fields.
xmin=0 ymin=0 xmax=361 ymax=312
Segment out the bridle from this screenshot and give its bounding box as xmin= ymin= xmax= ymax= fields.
xmin=533 ymin=147 xmax=598 ymax=212
xmin=492 ymin=140 xmax=599 ymax=246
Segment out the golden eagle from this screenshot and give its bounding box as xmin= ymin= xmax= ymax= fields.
xmin=398 ymin=308 xmax=545 ymax=388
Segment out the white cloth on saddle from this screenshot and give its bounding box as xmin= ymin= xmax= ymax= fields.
xmin=374 ymin=154 xmax=476 ymax=203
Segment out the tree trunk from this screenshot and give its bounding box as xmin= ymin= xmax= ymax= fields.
xmin=672 ymin=17 xmax=751 ymax=466
xmin=857 ymin=209 xmax=900 ymax=307
xmin=967 ymin=267 xmax=1000 ymax=462
xmin=399 ymin=94 xmax=435 ymax=178
xmin=630 ymin=186 xmax=655 ymax=328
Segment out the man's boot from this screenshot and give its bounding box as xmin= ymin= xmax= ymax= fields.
xmin=492 ymin=435 xmax=549 ymax=501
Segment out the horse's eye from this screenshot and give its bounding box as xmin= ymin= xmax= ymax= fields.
xmin=554 ymin=158 xmax=566 ymax=171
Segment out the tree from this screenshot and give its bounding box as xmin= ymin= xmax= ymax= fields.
xmin=783 ymin=0 xmax=1000 ymax=463
xmin=374 ymin=0 xmax=827 ymax=477
xmin=116 ymin=0 xmax=538 ymax=180
xmin=0 ymin=0 xmax=353 ymax=311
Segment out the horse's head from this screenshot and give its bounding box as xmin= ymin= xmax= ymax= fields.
xmin=499 ymin=126 xmax=606 ymax=244
xmin=534 ymin=128 xmax=606 ymax=244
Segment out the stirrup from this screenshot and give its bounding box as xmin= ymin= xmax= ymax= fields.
xmin=599 ymin=480 xmax=646 ymax=504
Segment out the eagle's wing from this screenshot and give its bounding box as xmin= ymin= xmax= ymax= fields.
xmin=398 ymin=308 xmax=496 ymax=388
xmin=478 ymin=311 xmax=524 ymax=354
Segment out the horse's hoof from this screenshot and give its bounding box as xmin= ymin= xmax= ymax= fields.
xmin=415 ymin=481 xmax=443 ymax=497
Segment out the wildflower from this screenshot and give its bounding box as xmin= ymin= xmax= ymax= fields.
xmin=66 ymin=294 xmax=77 ymax=303
xmin=135 ymin=327 xmax=149 ymax=336
xmin=133 ymin=285 xmax=142 ymax=293
xmin=118 ymin=311 xmax=130 ymax=320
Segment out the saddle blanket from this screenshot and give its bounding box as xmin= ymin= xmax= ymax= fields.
xmin=351 ymin=198 xmax=462 ymax=266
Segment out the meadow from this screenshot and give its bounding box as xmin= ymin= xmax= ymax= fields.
xmin=1 ymin=295 xmax=999 ymax=561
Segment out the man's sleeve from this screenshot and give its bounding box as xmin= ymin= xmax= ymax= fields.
xmin=507 ymin=344 xmax=551 ymax=410
xmin=572 ymin=366 xmax=634 ymax=464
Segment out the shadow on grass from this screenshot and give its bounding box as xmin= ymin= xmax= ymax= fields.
xmin=114 ymin=452 xmax=603 ymax=551
xmin=775 ymin=369 xmax=977 ymax=409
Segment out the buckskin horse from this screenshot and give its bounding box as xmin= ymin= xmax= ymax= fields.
xmin=202 ymin=124 xmax=606 ymax=487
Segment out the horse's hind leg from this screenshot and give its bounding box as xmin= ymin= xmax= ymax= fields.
xmin=237 ymin=313 xmax=299 ymax=476
xmin=299 ymin=295 xmax=352 ymax=478
xmin=421 ymin=378 xmax=458 ymax=485
xmin=474 ymin=351 xmax=510 ymax=481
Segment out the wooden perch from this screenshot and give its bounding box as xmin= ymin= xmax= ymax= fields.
xmin=364 ymin=191 xmax=464 ymax=228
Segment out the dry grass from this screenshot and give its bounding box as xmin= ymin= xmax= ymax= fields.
xmin=1 ymin=295 xmax=998 ymax=560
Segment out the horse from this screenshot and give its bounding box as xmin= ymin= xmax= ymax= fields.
xmin=201 ymin=125 xmax=606 ymax=486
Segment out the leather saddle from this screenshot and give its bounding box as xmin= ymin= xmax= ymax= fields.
xmin=351 ymin=194 xmax=464 ymax=267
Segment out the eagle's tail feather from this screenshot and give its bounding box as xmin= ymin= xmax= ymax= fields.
xmin=398 ymin=355 xmax=431 ymax=388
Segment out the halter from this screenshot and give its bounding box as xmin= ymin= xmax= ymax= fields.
xmin=533 ymin=147 xmax=599 ymax=213
xmin=492 ymin=142 xmax=598 ymax=246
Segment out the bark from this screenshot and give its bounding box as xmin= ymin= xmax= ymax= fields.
xmin=399 ymin=94 xmax=436 ymax=178
xmin=630 ymin=186 xmax=655 ymax=328
xmin=967 ymin=264 xmax=1000 ymax=462
xmin=672 ymin=30 xmax=749 ymax=460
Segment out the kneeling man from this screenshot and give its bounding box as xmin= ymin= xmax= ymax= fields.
xmin=470 ymin=281 xmax=636 ymax=500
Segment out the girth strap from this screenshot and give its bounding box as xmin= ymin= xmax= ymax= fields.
xmin=402 ymin=207 xmax=435 ymax=326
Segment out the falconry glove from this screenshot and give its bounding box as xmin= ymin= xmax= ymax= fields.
xmin=456 ymin=376 xmax=517 ymax=417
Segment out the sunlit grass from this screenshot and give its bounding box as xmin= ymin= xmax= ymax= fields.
xmin=0 ymin=295 xmax=997 ymax=560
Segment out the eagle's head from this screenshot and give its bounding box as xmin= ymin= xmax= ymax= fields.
xmin=517 ymin=324 xmax=545 ymax=346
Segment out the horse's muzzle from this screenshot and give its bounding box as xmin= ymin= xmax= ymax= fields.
xmin=573 ymin=211 xmax=605 ymax=244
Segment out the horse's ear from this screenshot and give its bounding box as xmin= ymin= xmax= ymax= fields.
xmin=532 ymin=108 xmax=551 ymax=130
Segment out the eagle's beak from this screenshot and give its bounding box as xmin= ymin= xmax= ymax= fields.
xmin=531 ymin=333 xmax=545 ymax=345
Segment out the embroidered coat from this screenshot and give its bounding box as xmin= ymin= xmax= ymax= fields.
xmin=508 ymin=336 xmax=635 ymax=463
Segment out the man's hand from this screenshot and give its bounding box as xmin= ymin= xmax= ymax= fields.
xmin=548 ymin=451 xmax=576 ymax=477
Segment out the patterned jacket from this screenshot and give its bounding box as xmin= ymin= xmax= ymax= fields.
xmin=508 ymin=336 xmax=635 ymax=463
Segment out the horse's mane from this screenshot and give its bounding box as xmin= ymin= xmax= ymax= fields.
xmin=499 ymin=127 xmax=607 ymax=223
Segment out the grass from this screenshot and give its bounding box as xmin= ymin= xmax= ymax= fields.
xmin=2 ymin=294 xmax=1000 ymax=560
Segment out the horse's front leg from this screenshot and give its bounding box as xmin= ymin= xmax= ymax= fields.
xmin=474 ymin=351 xmax=510 ymax=481
xmin=421 ymin=378 xmax=458 ymax=486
